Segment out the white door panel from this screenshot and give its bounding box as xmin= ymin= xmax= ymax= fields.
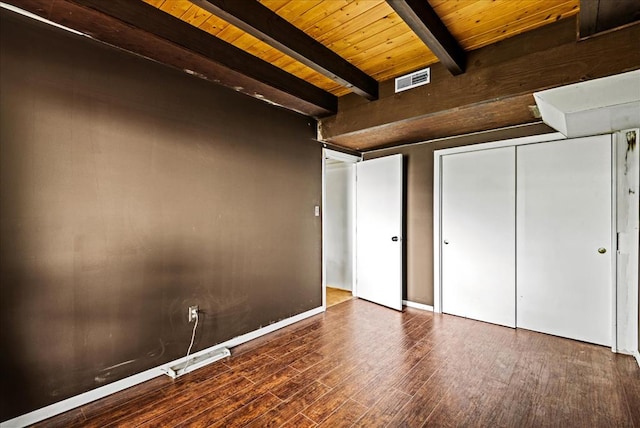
xmin=356 ymin=154 xmax=403 ymax=311
xmin=441 ymin=147 xmax=516 ymax=327
xmin=516 ymin=135 xmax=612 ymax=346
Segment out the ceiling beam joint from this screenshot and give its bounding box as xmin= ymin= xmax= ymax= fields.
xmin=387 ymin=0 xmax=466 ymax=75
xmin=578 ymin=0 xmax=600 ymax=38
xmin=189 ymin=0 xmax=379 ymax=100
xmin=63 ymin=0 xmax=337 ymax=115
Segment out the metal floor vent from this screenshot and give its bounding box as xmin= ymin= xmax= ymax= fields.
xmin=395 ymin=67 xmax=431 ymax=93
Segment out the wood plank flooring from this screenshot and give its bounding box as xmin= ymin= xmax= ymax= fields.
xmin=34 ymin=299 xmax=640 ymax=427
xmin=326 ymin=287 xmax=353 ymax=308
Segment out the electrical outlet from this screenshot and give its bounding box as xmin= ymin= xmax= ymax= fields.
xmin=188 ymin=305 xmax=198 ymax=323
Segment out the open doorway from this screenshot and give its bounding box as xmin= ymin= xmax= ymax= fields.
xmin=323 ymin=149 xmax=359 ymax=308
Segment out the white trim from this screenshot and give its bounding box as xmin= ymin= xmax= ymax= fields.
xmin=352 ymin=163 xmax=358 ymax=299
xmin=322 ymin=149 xmax=360 ymax=304
xmin=624 ymin=129 xmax=639 ymax=361
xmin=612 ymin=129 xmax=639 ymax=356
xmin=434 ymin=132 xmax=566 ymax=157
xmin=0 ymin=306 xmax=323 ymax=428
xmin=324 ymin=149 xmax=361 ymax=164
xmin=0 ymin=367 xmax=161 ymax=428
xmin=403 ymin=300 xmax=434 ymax=312
xmin=212 ymin=306 xmax=324 ymax=349
xmin=610 ymin=134 xmax=618 ymax=353
xmin=322 ymin=154 xmax=327 ymax=311
xmin=433 ymin=154 xmax=442 ymax=313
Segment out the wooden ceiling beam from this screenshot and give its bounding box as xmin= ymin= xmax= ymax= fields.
xmin=578 ymin=0 xmax=599 ymax=38
xmin=579 ymin=0 xmax=640 ymax=38
xmin=319 ymin=17 xmax=640 ymax=150
xmin=73 ymin=0 xmax=338 ymax=114
xmin=189 ymin=0 xmax=379 ymax=101
xmin=386 ymin=0 xmax=465 ymax=75
xmin=8 ymin=0 xmax=337 ymax=116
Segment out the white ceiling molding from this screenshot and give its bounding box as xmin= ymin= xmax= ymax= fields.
xmin=534 ymin=70 xmax=640 ymax=138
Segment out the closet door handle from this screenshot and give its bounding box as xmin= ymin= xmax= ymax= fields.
xmin=443 ymin=240 xmax=449 ymax=245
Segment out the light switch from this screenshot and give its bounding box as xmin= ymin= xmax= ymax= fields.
xmin=314 ymin=205 xmax=320 ymax=216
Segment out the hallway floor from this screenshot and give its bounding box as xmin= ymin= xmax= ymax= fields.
xmin=326 ymin=287 xmax=352 ymax=307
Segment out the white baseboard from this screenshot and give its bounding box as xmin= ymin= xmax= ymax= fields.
xmin=0 ymin=365 xmax=163 ymax=428
xmin=1 ymin=306 xmax=324 ymax=428
xmin=403 ymin=300 xmax=434 ymax=312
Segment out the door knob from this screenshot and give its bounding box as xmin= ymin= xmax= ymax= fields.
xmin=443 ymin=240 xmax=449 ymax=245
xmin=391 ymin=236 xmax=399 ymax=242
xmin=598 ymin=247 xmax=606 ymax=254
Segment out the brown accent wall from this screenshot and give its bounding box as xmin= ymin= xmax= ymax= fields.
xmin=0 ymin=10 xmax=321 ymax=421
xmin=364 ymin=124 xmax=556 ymax=305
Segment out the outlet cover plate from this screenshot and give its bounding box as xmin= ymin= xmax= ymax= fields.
xmin=188 ymin=305 xmax=198 ymax=323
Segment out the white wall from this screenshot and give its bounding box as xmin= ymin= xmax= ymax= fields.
xmin=325 ymin=161 xmax=354 ymax=291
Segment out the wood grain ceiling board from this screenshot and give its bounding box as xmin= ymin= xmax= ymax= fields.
xmin=143 ymin=0 xmax=579 ymax=97
xmin=142 ymin=0 xmax=341 ymax=93
xmin=437 ymin=0 xmax=580 ymax=50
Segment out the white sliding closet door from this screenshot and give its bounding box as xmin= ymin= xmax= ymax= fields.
xmin=516 ymin=135 xmax=612 ymax=346
xmin=441 ymin=147 xmax=516 ymax=327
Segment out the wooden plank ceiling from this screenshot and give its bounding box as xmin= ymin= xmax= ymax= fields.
xmin=142 ymin=0 xmax=579 ymax=97
xmin=9 ymin=0 xmax=637 ymax=150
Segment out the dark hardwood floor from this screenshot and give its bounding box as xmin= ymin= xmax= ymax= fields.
xmin=35 ymin=299 xmax=640 ymax=427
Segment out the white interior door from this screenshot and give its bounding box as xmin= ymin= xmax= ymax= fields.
xmin=516 ymin=135 xmax=612 ymax=346
xmin=441 ymin=147 xmax=516 ymax=327
xmin=356 ymin=154 xmax=403 ymax=311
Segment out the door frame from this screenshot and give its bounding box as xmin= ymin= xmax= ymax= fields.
xmin=433 ymin=131 xmax=624 ymax=353
xmin=614 ymin=129 xmax=640 ymax=360
xmin=322 ymin=148 xmax=361 ymax=310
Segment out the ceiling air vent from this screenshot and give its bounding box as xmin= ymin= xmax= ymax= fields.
xmin=395 ymin=67 xmax=431 ymax=93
